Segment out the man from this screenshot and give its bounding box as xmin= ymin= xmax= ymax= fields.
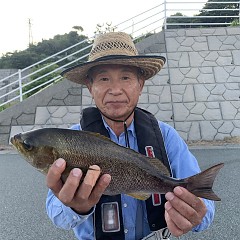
xmin=46 ymin=32 xmax=214 ymax=240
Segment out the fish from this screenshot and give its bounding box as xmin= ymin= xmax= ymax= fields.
xmin=10 ymin=128 xmax=224 ymax=201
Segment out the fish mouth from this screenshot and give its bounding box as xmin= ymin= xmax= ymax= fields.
xmin=10 ymin=134 xmax=23 ymax=148
xmin=10 ymin=135 xmax=20 ymax=154
xmin=10 ymin=135 xmax=17 ymax=145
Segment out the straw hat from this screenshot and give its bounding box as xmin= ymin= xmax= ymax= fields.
xmin=61 ymin=32 xmax=166 ymax=85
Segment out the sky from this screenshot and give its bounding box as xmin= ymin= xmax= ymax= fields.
xmin=0 ymin=0 xmax=206 ymax=55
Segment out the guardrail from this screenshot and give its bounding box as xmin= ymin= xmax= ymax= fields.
xmin=0 ymin=0 xmax=239 ymax=109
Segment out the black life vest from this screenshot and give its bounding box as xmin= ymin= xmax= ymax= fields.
xmin=80 ymin=107 xmax=172 ymax=240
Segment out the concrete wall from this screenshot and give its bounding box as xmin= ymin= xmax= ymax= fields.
xmin=0 ymin=79 xmax=82 ymax=144
xmin=0 ymin=27 xmax=240 ymax=144
xmin=138 ymin=27 xmax=240 ymax=141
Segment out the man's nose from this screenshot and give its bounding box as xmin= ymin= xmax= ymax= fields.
xmin=108 ymin=80 xmax=123 ymax=94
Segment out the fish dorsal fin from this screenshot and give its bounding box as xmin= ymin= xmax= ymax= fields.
xmin=83 ymin=130 xmax=113 ymax=142
xmin=127 ymin=192 xmax=151 ymax=201
xmin=147 ymin=158 xmax=171 ymax=177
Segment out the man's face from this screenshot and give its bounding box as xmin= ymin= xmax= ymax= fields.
xmin=86 ymin=64 xmax=144 ymax=121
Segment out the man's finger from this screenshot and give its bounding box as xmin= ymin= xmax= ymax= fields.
xmin=172 ymin=187 xmax=207 ymax=223
xmin=46 ymin=158 xmax=66 ymax=194
xmin=165 ymin=210 xmax=184 ymax=237
xmin=165 ymin=200 xmax=192 ymax=232
xmin=174 ymin=187 xmax=204 ymax=211
xmin=58 ymin=168 xmax=83 ymax=204
xmin=89 ymin=174 xmax=111 ymax=202
xmin=76 ymin=165 xmax=101 ymax=200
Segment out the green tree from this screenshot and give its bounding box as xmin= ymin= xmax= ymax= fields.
xmin=0 ymin=27 xmax=90 ymax=69
xmin=194 ymin=0 xmax=239 ymax=27
xmin=0 ymin=50 xmax=42 ymax=69
xmin=165 ymin=0 xmax=239 ymax=29
xmin=166 ymin=12 xmax=195 ymax=29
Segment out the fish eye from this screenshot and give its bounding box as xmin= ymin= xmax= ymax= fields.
xmin=23 ymin=140 xmax=33 ymax=151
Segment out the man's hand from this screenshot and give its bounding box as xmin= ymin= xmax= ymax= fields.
xmin=46 ymin=158 xmax=111 ymax=214
xmin=165 ymin=186 xmax=207 ymax=237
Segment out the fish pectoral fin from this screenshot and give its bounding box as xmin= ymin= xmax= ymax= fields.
xmin=127 ymin=192 xmax=151 ymax=201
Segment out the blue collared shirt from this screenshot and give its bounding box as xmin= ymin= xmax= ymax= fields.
xmin=46 ymin=120 xmax=215 ymax=240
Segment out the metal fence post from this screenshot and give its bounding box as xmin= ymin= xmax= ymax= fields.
xmin=239 ymin=0 xmax=240 ymax=24
xmin=18 ymin=69 xmax=23 ymax=102
xmin=164 ymin=0 xmax=167 ymax=29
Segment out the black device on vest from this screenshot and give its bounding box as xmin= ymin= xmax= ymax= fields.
xmin=80 ymin=107 xmax=172 ymax=240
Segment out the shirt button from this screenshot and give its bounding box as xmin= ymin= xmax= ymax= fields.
xmin=123 ymin=203 xmax=128 ymax=208
xmin=73 ymin=216 xmax=77 ymax=220
xmin=124 ymin=229 xmax=128 ymax=234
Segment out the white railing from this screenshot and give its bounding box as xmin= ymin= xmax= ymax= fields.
xmin=0 ymin=0 xmax=239 ymax=109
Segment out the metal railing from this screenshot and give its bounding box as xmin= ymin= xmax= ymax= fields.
xmin=0 ymin=0 xmax=239 ymax=109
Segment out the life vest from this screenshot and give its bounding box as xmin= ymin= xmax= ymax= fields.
xmin=80 ymin=107 xmax=172 ymax=240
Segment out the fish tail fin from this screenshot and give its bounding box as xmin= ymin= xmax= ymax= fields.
xmin=185 ymin=163 xmax=224 ymax=201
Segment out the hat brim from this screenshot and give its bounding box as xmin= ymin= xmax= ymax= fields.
xmin=61 ymin=55 xmax=166 ymax=85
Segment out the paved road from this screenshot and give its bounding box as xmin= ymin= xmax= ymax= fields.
xmin=0 ymin=146 xmax=239 ymax=240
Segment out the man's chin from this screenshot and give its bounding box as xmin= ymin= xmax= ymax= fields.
xmin=103 ymin=108 xmax=134 ymax=122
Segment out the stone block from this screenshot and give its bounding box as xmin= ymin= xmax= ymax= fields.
xmin=231 ymin=128 xmax=240 ymax=137
xmin=189 ymin=52 xmax=204 ymax=67
xmin=160 ymin=86 xmax=171 ymax=103
xmin=82 ymin=95 xmax=94 ymax=105
xmin=221 ymin=102 xmax=238 ymax=120
xmin=16 ymin=113 xmax=35 ymax=125
xmin=200 ymin=121 xmax=218 ymax=140
xmin=155 ymin=105 xmax=173 ymax=122
xmin=62 ymin=113 xmax=80 ymax=124
xmin=138 ymin=94 xmax=148 ymax=104
xmin=188 ymin=122 xmax=201 ymax=141
xmin=226 ymin=27 xmax=240 ymax=35
xmin=173 ymin=103 xmax=189 ymax=121
xmin=0 ymin=134 xmax=9 ymax=145
xmin=48 ymin=99 xmax=65 ymax=106
xmin=194 ymin=85 xmax=211 ymax=101
xmin=185 ymin=29 xmax=201 ymax=37
xmin=227 ymin=65 xmax=240 ymax=77
xmin=197 ymin=72 xmax=215 ymax=84
xmin=223 ymin=89 xmax=240 ymax=101
xmin=218 ymin=122 xmax=234 ymax=134
xmin=169 ymin=69 xmax=184 ymax=84
xmin=68 ymin=106 xmax=81 ymax=113
xmin=171 ymin=85 xmax=185 ymax=103
xmin=52 ymin=107 xmax=68 ymax=118
xmin=203 ymin=108 xmax=222 ymax=121
xmin=35 ymin=107 xmax=51 ymax=124
xmin=174 ymin=122 xmax=191 ymax=141
xmin=50 ymin=118 xmax=63 ymax=125
xmin=214 ymin=67 xmax=229 ymax=83
xmin=166 ymin=38 xmax=180 ymax=52
xmin=232 ymin=50 xmax=240 ymax=65
xmin=216 ymin=55 xmax=233 ymax=66
xmin=179 ymin=53 xmax=190 ymax=68
xmin=149 ymin=95 xmax=160 ymax=104
xmin=152 ymin=75 xmax=169 ymax=85
xmin=0 ymin=125 xmax=10 ymax=134
xmin=145 ymin=104 xmax=159 ymax=115
xmin=68 ymin=87 xmax=82 ymax=96
xmin=64 ymin=95 xmax=81 ymax=105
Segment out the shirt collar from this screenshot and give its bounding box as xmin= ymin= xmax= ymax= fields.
xmin=101 ymin=115 xmax=136 ymax=139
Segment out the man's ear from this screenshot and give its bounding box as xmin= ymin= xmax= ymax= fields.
xmin=85 ymin=79 xmax=92 ymax=93
xmin=139 ymin=78 xmax=145 ymax=93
